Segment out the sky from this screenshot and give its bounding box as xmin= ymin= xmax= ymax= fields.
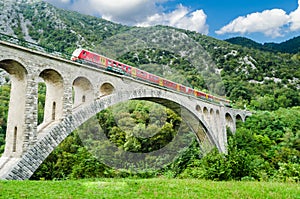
xmin=44 ymin=0 xmax=300 ymax=43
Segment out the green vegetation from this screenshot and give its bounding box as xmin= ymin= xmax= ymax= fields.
xmin=0 ymin=0 xmax=299 ymax=186
xmin=0 ymin=85 xmax=10 ymax=154
xmin=226 ymin=36 xmax=300 ymax=54
xmin=181 ymin=107 xmax=300 ymax=182
xmin=0 ymin=178 xmax=299 ymax=199
xmin=29 ymin=103 xmax=300 ymax=182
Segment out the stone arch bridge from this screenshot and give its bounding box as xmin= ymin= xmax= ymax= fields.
xmin=0 ymin=41 xmax=251 ymax=180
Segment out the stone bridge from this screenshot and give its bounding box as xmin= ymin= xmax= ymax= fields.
xmin=0 ymin=40 xmax=251 ymax=180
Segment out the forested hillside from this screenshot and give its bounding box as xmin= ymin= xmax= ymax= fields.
xmin=226 ymin=36 xmax=300 ymax=54
xmin=0 ymin=0 xmax=299 ymax=181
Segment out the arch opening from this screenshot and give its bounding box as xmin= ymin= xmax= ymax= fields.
xmin=72 ymin=77 xmax=93 ymax=108
xmin=203 ymin=107 xmax=209 ymax=124
xmin=38 ymin=69 xmax=63 ymax=131
xmin=0 ymin=59 xmax=27 ymax=157
xmin=210 ymin=109 xmax=215 ymax=122
xmin=99 ymin=82 xmax=115 ymax=96
xmin=196 ymin=104 xmax=201 ymax=112
xmin=203 ymin=107 xmax=209 ymax=115
xmin=75 ymin=97 xmax=216 ymax=173
xmin=236 ymin=114 xmax=243 ymax=122
xmin=236 ymin=114 xmax=244 ymax=128
xmin=225 ymin=113 xmax=235 ymax=133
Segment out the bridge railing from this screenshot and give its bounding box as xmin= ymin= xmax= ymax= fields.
xmin=0 ymin=32 xmax=72 ymax=59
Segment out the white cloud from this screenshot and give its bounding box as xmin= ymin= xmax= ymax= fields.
xmin=136 ymin=5 xmax=209 ymax=34
xmin=44 ymin=0 xmax=209 ymax=34
xmin=215 ymin=9 xmax=290 ymax=37
xmin=79 ymin=0 xmax=160 ymax=24
xmin=290 ymin=0 xmax=300 ymax=31
xmin=216 ymin=1 xmax=300 ymax=38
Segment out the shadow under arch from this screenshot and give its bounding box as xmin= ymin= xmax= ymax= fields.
xmin=4 ymin=89 xmax=221 ymax=179
xmin=0 ymin=59 xmax=28 ymax=158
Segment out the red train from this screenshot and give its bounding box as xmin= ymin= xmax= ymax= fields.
xmin=71 ymin=48 xmax=231 ymax=107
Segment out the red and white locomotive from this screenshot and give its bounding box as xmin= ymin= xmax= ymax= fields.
xmin=71 ymin=48 xmax=231 ymax=106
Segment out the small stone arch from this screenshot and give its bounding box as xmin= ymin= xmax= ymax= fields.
xmin=203 ymin=106 xmax=209 ymax=123
xmin=225 ymin=112 xmax=235 ymax=133
xmin=203 ymin=107 xmax=209 ymax=115
xmin=72 ymin=76 xmax=94 ymax=108
xmin=38 ymin=69 xmax=64 ymax=127
xmin=236 ymin=114 xmax=243 ymax=122
xmin=99 ymin=82 xmax=115 ymax=96
xmin=209 ymin=109 xmax=215 ymax=123
xmin=196 ymin=104 xmax=201 ymax=112
xmin=215 ymin=109 xmax=221 ymax=133
xmin=0 ymin=59 xmax=28 ymax=157
xmin=245 ymin=115 xmax=250 ymax=121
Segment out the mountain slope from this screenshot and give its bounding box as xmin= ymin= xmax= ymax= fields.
xmin=264 ymin=36 xmax=300 ymax=54
xmin=225 ymin=36 xmax=300 ymax=54
xmin=0 ymin=0 xmax=130 ymax=53
xmin=0 ymin=0 xmax=299 ymax=110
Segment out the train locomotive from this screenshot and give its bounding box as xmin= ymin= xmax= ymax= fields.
xmin=71 ymin=48 xmax=231 ymax=106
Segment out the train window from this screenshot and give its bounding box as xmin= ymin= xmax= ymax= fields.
xmin=82 ymin=51 xmax=86 ymax=56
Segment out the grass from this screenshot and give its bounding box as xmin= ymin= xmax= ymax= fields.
xmin=0 ymin=178 xmax=299 ymax=199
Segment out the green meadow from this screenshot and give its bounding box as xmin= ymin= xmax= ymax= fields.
xmin=0 ymin=178 xmax=299 ymax=199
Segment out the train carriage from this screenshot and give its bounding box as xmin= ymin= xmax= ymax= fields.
xmin=148 ymin=74 xmax=161 ymax=84
xmin=71 ymin=48 xmax=108 ymax=69
xmin=136 ymin=68 xmax=148 ymax=80
xmin=71 ymin=48 xmax=231 ymax=106
xmin=187 ymin=88 xmax=194 ymax=95
xmin=106 ymin=59 xmax=126 ymax=74
xmin=163 ymin=79 xmax=178 ymax=90
xmin=194 ymin=90 xmax=207 ymax=99
xmin=178 ymin=84 xmax=187 ymax=93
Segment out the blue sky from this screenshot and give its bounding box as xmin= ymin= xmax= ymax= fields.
xmin=44 ymin=0 xmax=300 ymax=43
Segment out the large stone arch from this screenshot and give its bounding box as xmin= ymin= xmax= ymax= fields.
xmin=2 ymin=90 xmax=220 ymax=180
xmin=38 ymin=69 xmax=64 ymax=129
xmin=0 ymin=59 xmax=28 ymax=158
xmin=72 ymin=76 xmax=94 ymax=108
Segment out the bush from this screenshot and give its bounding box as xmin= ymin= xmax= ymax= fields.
xmin=273 ymin=163 xmax=300 ymax=182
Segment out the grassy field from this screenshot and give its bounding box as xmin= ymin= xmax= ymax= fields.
xmin=0 ymin=178 xmax=299 ymax=199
